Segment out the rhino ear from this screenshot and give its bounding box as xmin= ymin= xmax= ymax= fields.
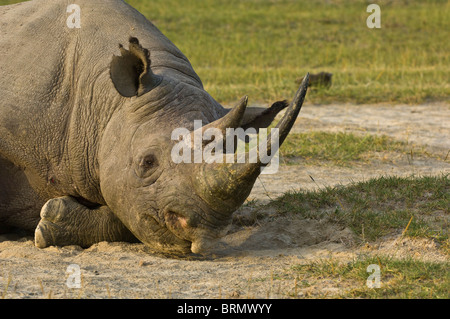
xmin=110 ymin=37 xmax=162 ymax=97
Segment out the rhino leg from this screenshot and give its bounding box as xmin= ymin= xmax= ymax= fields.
xmin=0 ymin=156 xmax=44 ymax=233
xmin=35 ymin=196 xmax=137 ymax=248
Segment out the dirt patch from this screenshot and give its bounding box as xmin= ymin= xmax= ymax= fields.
xmin=292 ymin=102 xmax=450 ymax=152
xmin=0 ymin=102 xmax=448 ymax=299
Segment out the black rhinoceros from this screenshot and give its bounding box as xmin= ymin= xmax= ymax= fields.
xmin=0 ymin=0 xmax=308 ymax=254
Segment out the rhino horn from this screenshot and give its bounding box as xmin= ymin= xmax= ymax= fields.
xmin=259 ymin=72 xmax=309 ymax=158
xmin=194 ymin=73 xmax=309 ymax=213
xmin=190 ymin=95 xmax=248 ymax=146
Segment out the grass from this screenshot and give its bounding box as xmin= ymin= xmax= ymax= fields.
xmin=127 ymin=0 xmax=450 ymax=105
xmin=290 ymin=255 xmax=449 ymax=298
xmin=271 ymin=174 xmax=449 ymax=246
xmin=267 ymin=174 xmax=449 ymax=299
xmin=279 ymin=131 xmax=417 ymax=166
xmin=2 ymin=0 xmax=449 ymax=104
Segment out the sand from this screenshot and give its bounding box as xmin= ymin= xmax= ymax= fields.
xmin=0 ymin=102 xmax=449 ymax=299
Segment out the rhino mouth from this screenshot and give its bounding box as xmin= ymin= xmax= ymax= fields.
xmin=161 ymin=205 xmax=222 ymax=254
xmin=160 ymin=207 xmax=195 ymax=251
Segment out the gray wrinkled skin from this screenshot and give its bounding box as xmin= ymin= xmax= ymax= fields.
xmin=0 ymin=0 xmax=308 ymax=254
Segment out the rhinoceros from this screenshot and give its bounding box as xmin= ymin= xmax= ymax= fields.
xmin=0 ymin=0 xmax=308 ymax=254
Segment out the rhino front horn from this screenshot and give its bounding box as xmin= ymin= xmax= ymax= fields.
xmin=228 ymin=72 xmax=309 ymax=173
xmin=193 ymin=73 xmax=309 ymax=213
xmin=263 ymin=72 xmax=309 ymax=158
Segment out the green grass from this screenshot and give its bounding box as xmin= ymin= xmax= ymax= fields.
xmin=272 ymin=175 xmax=449 ymax=298
xmin=126 ymin=0 xmax=449 ymax=105
xmin=0 ymin=0 xmax=23 ymax=4
xmin=279 ymin=131 xmax=415 ymax=165
xmin=2 ymin=0 xmax=448 ymax=104
xmin=291 ymin=255 xmax=449 ymax=298
xmin=271 ymin=174 xmax=449 ymax=246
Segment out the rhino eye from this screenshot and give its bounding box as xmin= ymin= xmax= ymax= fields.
xmin=139 ymin=154 xmax=158 ymax=170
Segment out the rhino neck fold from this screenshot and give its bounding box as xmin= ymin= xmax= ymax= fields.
xmin=64 ymin=70 xmax=126 ymax=205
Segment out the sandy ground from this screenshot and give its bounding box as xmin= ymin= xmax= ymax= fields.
xmin=0 ymin=102 xmax=449 ymax=299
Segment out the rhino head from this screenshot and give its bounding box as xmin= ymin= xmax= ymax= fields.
xmin=99 ymin=38 xmax=309 ymax=254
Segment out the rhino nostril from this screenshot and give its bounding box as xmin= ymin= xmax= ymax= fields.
xmin=165 ymin=210 xmax=188 ymax=229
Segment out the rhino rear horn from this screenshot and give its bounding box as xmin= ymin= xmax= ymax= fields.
xmin=110 ymin=37 xmax=162 ymax=97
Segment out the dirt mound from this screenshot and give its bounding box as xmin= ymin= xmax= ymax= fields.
xmin=220 ymin=215 xmax=354 ymax=256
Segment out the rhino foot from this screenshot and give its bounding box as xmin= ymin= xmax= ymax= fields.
xmin=35 ymin=196 xmax=136 ymax=248
xmin=35 ymin=196 xmax=83 ymax=248
xmin=34 ymin=220 xmax=60 ymax=248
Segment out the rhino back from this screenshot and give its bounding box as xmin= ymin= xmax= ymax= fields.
xmin=0 ymin=0 xmax=202 ymax=116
